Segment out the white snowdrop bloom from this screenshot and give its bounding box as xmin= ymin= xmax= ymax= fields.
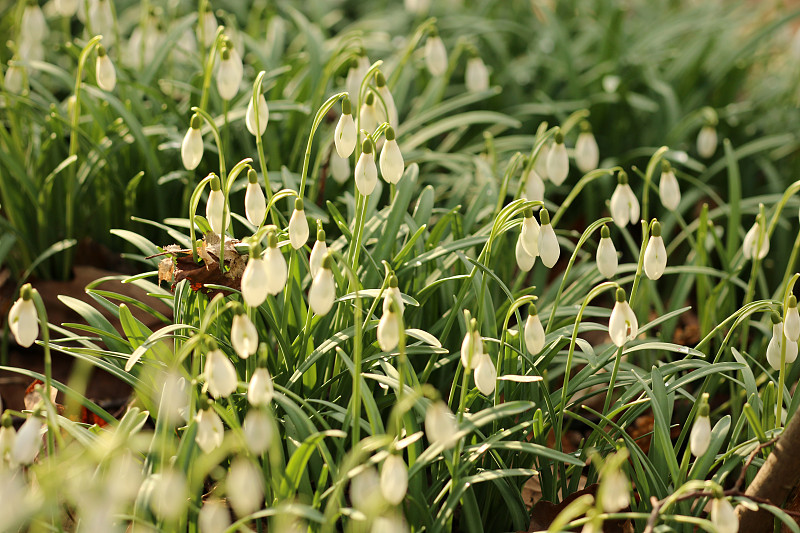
xmin=546 ymin=131 xmax=569 ymax=186
xmin=330 ymin=149 xmax=351 ymax=184
xmin=524 ymin=305 xmax=545 ymax=355
xmin=288 ymin=198 xmax=309 ymax=250
xmin=534 ymin=142 xmax=550 ymax=181
xmin=599 ymin=469 xmax=630 ymax=512
xmin=262 ymin=239 xmax=288 ymax=295
xmin=474 ymin=353 xmax=497 ymax=395
xmin=710 ymin=498 xmax=739 ymax=533
xmin=216 ymin=45 xmax=242 ymax=101
xmin=23 ymin=3 xmax=48 ymax=41
xmin=383 ymin=274 xmax=405 ymax=316
xmin=690 ymin=406 xmax=712 ymax=457
xmin=460 ymin=321 xmax=483 ymax=369
xmin=309 ymin=253 xmax=336 ymax=315
xmin=309 ymin=227 xmax=328 ymax=279
xmin=405 ymin=0 xmax=431 ymax=14
xmin=10 ymin=414 xmax=43 ymax=466
xmin=742 ymin=213 xmax=769 ymax=260
xmin=194 ymin=407 xmax=224 ymax=453
xmin=241 ymin=252 xmax=269 ymax=307
xmin=787 ymin=338 xmax=799 ymax=365
xmin=205 ymin=348 xmax=238 ymax=399
xmin=95 ymin=46 xmax=116 ymax=91
xmin=609 ymin=171 xmax=639 ymax=227
xmin=199 ymin=499 xmax=231 ymax=533
xmin=609 ymin=288 xmax=638 ymax=347
xmin=425 ymin=33 xmax=448 ymax=77
xmin=359 ymin=91 xmax=379 ymax=134
xmin=644 ymin=220 xmax=667 ymax=280
xmin=785 ymin=295 xmax=800 ymax=342
xmin=199 ymin=9 xmax=219 ymax=48
xmin=380 ymin=455 xmax=408 ymax=505
xmin=54 ymin=0 xmax=79 ymax=17
xmin=18 ymin=37 xmax=44 ymax=63
xmin=380 ymin=128 xmax=404 ymax=184
xmin=350 ymin=467 xmax=383 ymax=512
xmin=377 ymin=303 xmax=401 ymax=352
xmin=158 ymin=373 xmax=190 ymax=425
xmin=346 ymin=54 xmax=371 ymax=108
xmin=206 ymin=177 xmax=227 ymax=234
xmin=697 ymin=125 xmax=718 ymax=159
xmin=515 ymin=233 xmax=535 ymax=272
xmin=4 ymin=63 xmax=25 ymax=94
xmin=243 ymin=409 xmax=273 ymax=455
xmin=335 ymin=98 xmax=357 ymax=158
xmin=107 ymin=452 xmax=143 ymax=503
xmin=523 ymin=168 xmax=545 ymax=206
xmin=375 ymin=72 xmax=399 ymax=126
xmin=424 ymin=400 xmax=458 ymax=449
xmin=90 ymin=0 xmax=114 ymax=46
xmin=231 ymin=312 xmax=258 ymax=359
xmin=246 ymin=93 xmax=269 ymax=137
xmin=659 ymin=160 xmax=681 ymax=211
xmin=538 ymin=208 xmax=560 ymax=268
xmin=8 ymin=285 xmax=38 ymax=348
xmin=227 ymin=458 xmax=264 ymax=517
xmin=0 ymin=416 xmax=15 ymax=462
xmin=248 ymin=367 xmax=274 ymax=407
xmin=244 ymin=169 xmax=266 ymax=226
xmin=520 ymin=209 xmax=540 ymax=258
xmin=149 ymin=469 xmax=188 ymax=520
xmin=182 ymin=116 xmax=204 ymax=171
xmin=355 ymin=139 xmax=378 ymax=196
xmin=596 ymin=225 xmax=618 ymax=279
xmin=575 ymin=122 xmax=599 ymax=174
xmin=465 ymin=55 xmax=489 ymax=92
xmin=767 ymin=317 xmax=783 ymax=371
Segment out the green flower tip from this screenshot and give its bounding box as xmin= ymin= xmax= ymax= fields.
xmin=247 ymin=168 xmax=258 ymax=184
xmin=580 ymin=120 xmax=591 ymax=133
xmin=651 ymin=220 xmax=661 ymax=237
xmin=661 ymin=160 xmax=672 ymax=173
xmin=523 ymin=207 xmax=533 ymax=219
xmin=294 ymin=197 xmax=304 ymax=211
xmin=615 ymin=287 xmax=627 ymax=303
xmin=698 ymin=403 xmax=710 ymax=417
xmin=376 ymin=72 xmax=386 ymax=87
xmin=387 ymin=299 xmax=399 ymax=314
xmin=316 ymin=226 xmax=326 ymax=242
xmin=771 ymin=312 xmax=782 ymax=324
xmin=20 ymin=283 xmax=33 ymax=301
xmin=97 ymin=45 xmax=107 ymax=57
xmin=528 ymin=303 xmax=538 ymax=316
xmin=266 ymin=231 xmax=278 ymax=249
xmin=429 ymin=26 xmax=439 ymax=38
xmin=209 ymin=176 xmax=221 ymax=191
xmin=249 ymin=241 xmax=263 ymax=256
xmin=1 ymin=412 xmax=11 ymax=428
xmin=342 ymin=97 xmax=352 ymax=115
xmin=601 ymin=225 xmax=610 ymax=239
xmin=365 ymin=92 xmax=375 ymax=105
xmin=233 ymin=304 xmax=246 ymax=316
xmin=617 ymin=170 xmax=628 ymax=185
xmin=389 ymin=273 xmax=399 ymax=288
xmin=190 ymin=113 xmax=202 ymax=130
xmin=361 ymin=138 xmax=373 ymax=154
xmin=539 ymin=208 xmax=550 ymax=225
xmin=385 ymin=127 xmax=396 ymax=141
xmin=469 ymin=317 xmax=478 ymax=332
xmin=221 ymin=47 xmax=231 ymax=60
xmin=554 ymin=131 xmax=564 ymax=144
xmin=789 ymin=295 xmax=797 ymax=308
xmin=322 ymin=251 xmax=334 ymax=269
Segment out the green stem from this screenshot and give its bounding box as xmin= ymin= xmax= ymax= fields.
xmin=298 ymin=92 xmax=348 ymax=199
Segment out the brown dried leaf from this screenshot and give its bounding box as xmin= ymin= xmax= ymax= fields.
xmin=158 ymin=257 xmax=174 ymax=285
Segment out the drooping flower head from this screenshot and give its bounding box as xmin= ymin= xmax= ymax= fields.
xmin=690 ymin=393 xmax=711 ymax=457
xmin=335 ymin=97 xmax=357 ymax=158
xmin=644 ymin=219 xmax=667 ymax=280
xmin=9 ymin=283 xmax=38 ymax=348
xmin=244 ymin=168 xmax=266 ymax=226
xmin=575 ymin=121 xmax=599 ymax=174
xmin=546 ymin=130 xmax=569 ymax=186
xmin=609 ymin=287 xmax=638 ymax=347
xmin=596 ymin=225 xmax=618 ymax=279
xmin=181 ymin=114 xmax=204 ymax=170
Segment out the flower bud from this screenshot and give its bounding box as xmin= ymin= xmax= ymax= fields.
xmin=199 ymin=499 xmax=231 ymax=533
xmin=424 ymin=33 xmax=447 ymax=77
xmin=609 ymin=171 xmax=639 ymax=227
xmin=216 ymin=45 xmax=242 ymax=101
xmin=96 ymin=46 xmax=116 ymax=92
xmin=546 ymin=131 xmax=569 ymax=186
xmin=355 ymin=139 xmax=378 ymax=195
xmin=515 ymin=233 xmax=535 ymax=272
xmin=263 ymin=236 xmax=288 ymax=295
xmin=697 ymin=125 xmax=718 ymax=159
xmin=376 ymin=72 xmax=399 ymax=126
xmin=377 ymin=304 xmax=401 ymax=352
xmin=474 ymin=353 xmax=497 ymax=395
xmin=767 ymin=314 xmax=783 ymax=371
xmin=380 ymin=128 xmax=404 ymax=184
xmin=248 ymin=367 xmax=275 ymax=407
xmin=10 ymin=413 xmax=43 ymax=465
xmin=360 ymin=91 xmax=379 ymax=134
xmin=785 ymin=295 xmax=800 ymax=342
xmin=231 ymin=312 xmax=258 ymax=359
xmin=227 ymin=458 xmax=264 ymax=517
xmin=309 ymin=226 xmax=328 ymax=279
xmin=460 ymin=320 xmax=483 ymax=369
xmin=246 ymin=93 xmax=269 ymax=137
xmin=241 ymin=251 xmax=269 ymax=307
xmin=309 ymin=254 xmax=336 ymax=315
xmin=596 ymin=225 xmax=618 ymax=279
xmin=350 ymin=467 xmax=382 ymax=512
xmin=243 ymin=408 xmax=273 ymax=455
xmin=644 ymin=221 xmax=667 ymax=280
xmin=690 ymin=394 xmax=711 ymax=457
xmin=609 ymin=288 xmax=638 ymax=347
xmin=743 ymin=213 xmax=769 ymax=260
xmin=4 ymin=62 xmax=25 ymax=94
xmin=205 ymin=348 xmax=238 ymax=399
xmin=346 ymin=53 xmax=370 ymax=108
xmin=8 ymin=285 xmax=38 ymax=348
xmin=424 ymin=400 xmax=458 ymax=449
xmin=599 ymin=468 xmax=630 ymax=512
xmin=149 ymin=469 xmax=188 ymax=520
xmin=523 ymin=168 xmax=545 ymax=205
xmin=181 ymin=115 xmax=204 ymax=170
xmin=244 ymin=169 xmax=266 ymax=226
xmin=465 ymin=55 xmax=490 ymax=93
xmin=380 ymin=455 xmax=408 ymax=505
xmin=534 ymin=142 xmax=550 ymax=181
xmin=206 ymin=177 xmax=227 ymax=234
xmin=335 ymin=98 xmax=357 ymax=158
xmin=710 ymin=497 xmax=738 ymax=533
xmin=330 ymin=148 xmax=351 ymax=184
xmin=195 ymin=407 xmax=224 ymax=453
xmin=0 ymin=414 xmax=15 ymax=462
xmin=288 ymin=198 xmax=309 ymax=250
xmin=524 ymin=305 xmax=545 ymax=355
xmin=659 ymin=161 xmax=681 ymax=211
xmin=574 ymin=122 xmax=599 ymax=173
xmin=520 ymin=208 xmax=540 ymax=258
xmin=538 ymin=208 xmax=559 ymax=268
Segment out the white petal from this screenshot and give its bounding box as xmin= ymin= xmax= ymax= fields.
xmin=786 ymin=339 xmax=798 ymax=364
xmin=334 ymin=114 xmax=357 ymax=158
xmin=609 ymin=185 xmax=629 ymax=227
xmin=10 ymin=415 xmax=43 ymax=465
xmin=264 ymin=247 xmax=288 ymax=295
xmin=424 ymin=401 xmax=458 ymax=449
xmin=785 ymin=307 xmax=800 ymax=342
xmin=643 ymin=235 xmax=667 ymax=280
xmin=609 ymin=301 xmax=636 ymax=347
xmin=216 ymin=54 xmax=242 ymax=101
xmin=149 ymin=470 xmax=188 ymax=520
xmin=546 ymin=142 xmax=569 ymax=186
xmin=195 ymin=409 xmax=225 ymax=453
xmin=330 ymin=150 xmax=350 ymax=184
xmin=424 ymin=36 xmax=448 ymax=76
xmin=378 ymin=85 xmax=399 ymax=127
xmin=659 ymin=170 xmax=681 ymax=211
xmin=575 ymin=132 xmax=599 ymax=173
xmin=241 ymin=256 xmax=269 ymax=307
xmin=9 ymin=299 xmax=38 ymax=348
xmin=710 ymin=498 xmax=738 ymax=533
xmin=474 ymin=353 xmax=497 ymax=395
xmin=231 ymin=314 xmax=258 ymax=359
xmin=377 ymin=311 xmax=401 ymax=352
xmin=309 ymin=269 xmax=336 ymax=315
xmin=766 ymin=330 xmax=782 ymax=371
xmin=206 ymin=189 xmax=226 ymax=234
xmin=380 ymin=455 xmax=408 ymax=505
xmin=538 ymin=224 xmax=560 ymax=268
xmin=383 ymin=286 xmax=405 ymax=316
xmin=460 ymin=330 xmax=483 ymax=369
xmin=227 ymin=458 xmax=264 ymax=517
xmin=355 ymin=152 xmax=378 ymax=196
xmin=205 ymin=350 xmax=238 ymax=398
xmin=359 ymin=101 xmax=378 ymax=134
xmin=350 ymin=467 xmax=382 ymax=512
xmin=524 ymin=314 xmax=545 ymax=355
xmin=181 ymin=128 xmax=204 ymax=170
xmin=534 ymin=143 xmax=550 ymax=181
xmin=596 ymin=237 xmax=618 ymax=278
xmin=246 ymin=94 xmax=269 ymax=136
xmin=288 ymin=209 xmax=309 ymax=250
xmin=248 ymin=368 xmax=274 ymax=407
xmin=625 ymin=185 xmax=640 ymax=225
xmin=689 ymin=415 xmax=711 ymax=457
xmin=96 ymin=55 xmax=116 ymax=91
xmin=244 ymin=182 xmax=266 ymax=226
xmin=380 ymin=139 xmax=405 ymax=184
xmin=243 ymin=409 xmax=273 ymax=455
xmin=199 ymin=500 xmax=231 ymax=533
xmin=524 ymin=169 xmax=545 ymax=205
xmin=697 ymin=126 xmax=718 ymax=159
xmin=465 ymin=57 xmax=489 ymax=92
xmin=521 ymin=217 xmax=540 ymax=257
xmin=515 ymin=234 xmax=535 ymax=272
xmin=309 ymin=240 xmax=328 ymax=279
xmin=600 ymin=470 xmax=630 ymax=512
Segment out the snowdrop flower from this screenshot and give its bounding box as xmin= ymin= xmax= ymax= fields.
xmin=534 ymin=142 xmax=550 ymax=181
xmin=520 ymin=208 xmax=540 ymax=258
xmin=248 ymin=367 xmax=274 ymax=407
xmin=474 ymin=353 xmax=496 ymax=395
xmin=355 ymin=139 xmax=378 ymax=196
xmin=375 ymin=72 xmax=399 ymax=126
xmin=360 ymin=91 xmax=379 ymax=134
xmin=309 ymin=253 xmax=336 ymax=315
xmin=309 ymin=225 xmax=328 ymax=279
xmin=743 ymin=212 xmax=769 ymax=260
xmin=216 ymin=43 xmax=242 ymax=101
xmin=227 ymin=458 xmax=264 ymax=517
xmin=4 ymin=62 xmax=25 ymax=94
xmin=55 ymin=0 xmax=79 ymax=17
xmin=380 ymin=127 xmax=404 ymax=184
xmin=90 ymin=0 xmax=114 ymax=47
xmin=241 ymin=245 xmax=269 ymax=307
xmin=515 ymin=232 xmax=535 ymax=272
xmin=524 ymin=304 xmax=545 ymax=355
xmin=546 ymin=131 xmax=569 ymax=186
xmin=538 ymin=208 xmax=559 ymax=268
xmin=335 ymin=97 xmax=357 ymax=158
xmin=380 ymin=455 xmax=408 ymax=505
xmin=574 ymin=121 xmax=599 ymax=174
xmin=405 ymin=0 xmax=431 ymax=14
xmin=246 ymin=92 xmax=269 ymax=137
xmin=244 ymin=169 xmax=266 ymax=226
xmin=346 ymin=53 xmax=370 ymax=107
xmin=424 ymin=30 xmax=447 ymax=77
xmin=465 ymin=54 xmax=489 ymax=92
xmin=596 ymin=225 xmax=618 ymax=279
xmin=785 ymin=295 xmax=800 ymax=342
xmin=199 ymin=8 xmax=219 ymax=48
xmin=23 ymin=2 xmax=48 ymax=40
xmin=243 ymin=408 xmax=273 ymax=455
xmin=609 ymin=288 xmax=638 ymax=347
xmin=330 ymin=149 xmax=350 ymax=184
xmin=424 ymin=400 xmax=458 ymax=449
xmin=690 ymin=395 xmax=711 ymax=457
xmin=460 ymin=318 xmax=483 ymax=369
xmin=231 ymin=311 xmax=258 ymax=359
xmin=159 ymin=373 xmax=190 ymax=425
xmin=149 ymin=469 xmax=188 ymax=520
xmin=767 ymin=313 xmax=798 ymax=370
xmin=644 ymin=220 xmax=667 ymax=280
xmin=599 ymin=468 xmax=630 ymax=512
xmin=0 ymin=414 xmax=15 ymax=463
xmin=659 ymin=160 xmax=681 ymax=211
xmin=710 ymin=497 xmax=738 ymax=533
xmin=377 ymin=300 xmax=401 ymax=352
xmin=195 ymin=406 xmax=224 ymax=453
xmin=10 ymin=412 xmax=43 ymax=466
xmin=263 ymin=233 xmax=288 ymax=295
xmin=206 ymin=176 xmax=227 ymax=234
xmin=205 ymin=348 xmax=238 ymax=398
xmin=609 ymin=171 xmax=640 ymax=227
xmin=350 ymin=467 xmax=382 ymax=512
xmin=95 ymin=45 xmax=116 ymax=91
xmin=697 ymin=124 xmax=718 ymax=159
xmin=199 ymin=499 xmax=231 ymax=533
xmin=8 ymin=284 xmax=38 ymax=348
xmin=182 ymin=114 xmax=204 ymax=170
xmin=383 ymin=274 xmax=405 ymax=316
xmin=523 ymin=167 xmax=545 ymax=206
xmin=288 ymin=198 xmax=309 ymax=250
